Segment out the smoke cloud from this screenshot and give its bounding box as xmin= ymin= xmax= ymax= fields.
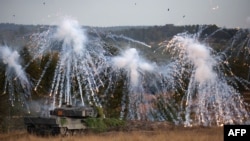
xmin=54 ymin=17 xmax=87 ymax=54
xmin=0 ymin=46 xmax=30 ymax=86
xmin=112 ymin=48 xmax=154 ymax=86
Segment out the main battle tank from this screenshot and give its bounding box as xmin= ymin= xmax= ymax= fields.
xmin=23 ymin=105 xmax=97 ymax=136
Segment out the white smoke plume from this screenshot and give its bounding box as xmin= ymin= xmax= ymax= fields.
xmin=112 ymin=48 xmax=154 ymax=86
xmin=54 ymin=17 xmax=87 ymax=54
xmin=181 ymin=37 xmax=216 ymax=83
xmin=0 ymin=46 xmax=30 ymax=87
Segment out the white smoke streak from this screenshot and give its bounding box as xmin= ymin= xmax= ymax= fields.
xmin=0 ymin=46 xmax=31 ymax=106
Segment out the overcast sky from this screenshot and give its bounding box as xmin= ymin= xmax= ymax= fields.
xmin=0 ymin=0 xmax=249 ymax=28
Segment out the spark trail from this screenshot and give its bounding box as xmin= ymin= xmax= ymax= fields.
xmin=224 ymin=29 xmax=250 ymax=80
xmin=106 ymin=34 xmax=151 ymax=48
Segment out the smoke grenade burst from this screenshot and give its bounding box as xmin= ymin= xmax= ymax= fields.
xmin=54 ymin=17 xmax=87 ymax=54
xmin=163 ymin=33 xmax=249 ymax=126
xmin=0 ymin=46 xmax=31 ymax=106
xmin=29 ymin=17 xmax=106 ymax=108
xmin=111 ymin=48 xmax=160 ymax=120
xmin=112 ymin=48 xmax=154 ymax=87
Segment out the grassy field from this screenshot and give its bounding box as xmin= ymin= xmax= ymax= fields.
xmin=0 ymin=126 xmax=224 ymax=141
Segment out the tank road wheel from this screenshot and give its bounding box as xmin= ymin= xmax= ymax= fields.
xmin=51 ymin=127 xmax=60 ymax=136
xmin=60 ymin=127 xmax=67 ymax=136
xmin=27 ymin=126 xmax=35 ymax=134
xmin=60 ymin=127 xmax=72 ymax=136
xmin=67 ymin=130 xmax=74 ymax=136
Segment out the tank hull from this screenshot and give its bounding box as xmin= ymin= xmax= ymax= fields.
xmin=24 ymin=116 xmax=87 ymax=136
xmin=23 ymin=106 xmax=96 ymax=136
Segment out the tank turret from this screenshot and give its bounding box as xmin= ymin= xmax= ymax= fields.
xmin=50 ymin=105 xmax=97 ymax=118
